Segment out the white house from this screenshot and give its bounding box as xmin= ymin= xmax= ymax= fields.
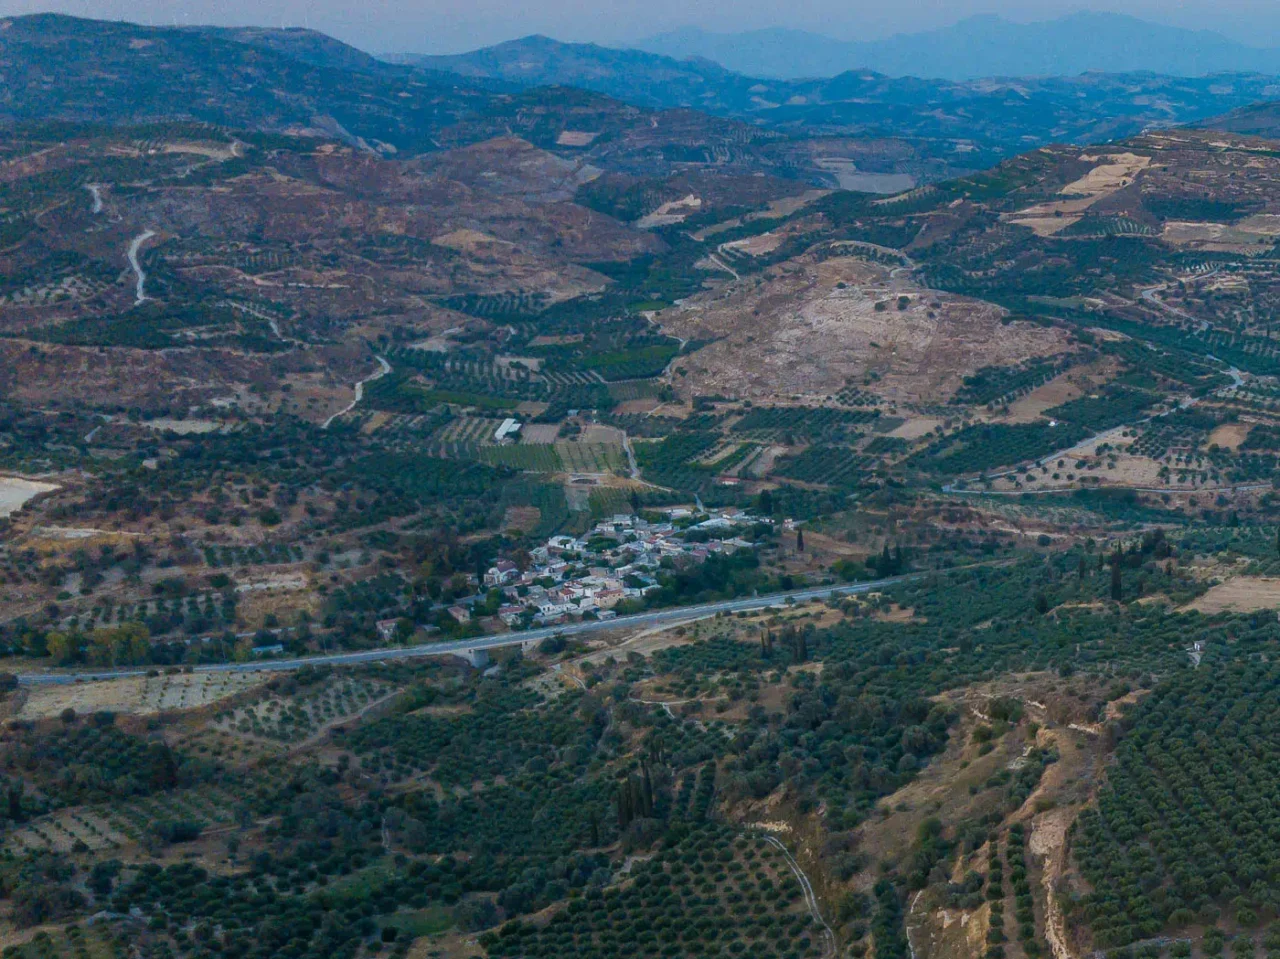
xmin=493 ymin=419 xmax=522 ymax=444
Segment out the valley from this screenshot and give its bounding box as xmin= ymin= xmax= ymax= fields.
xmin=3 ymin=12 xmax=1280 ymax=959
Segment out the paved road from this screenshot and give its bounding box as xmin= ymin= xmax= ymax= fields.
xmin=1140 ymin=271 xmax=1218 ymax=330
xmin=16 ymin=574 xmax=922 ymax=686
xmin=944 ymin=481 xmax=1271 ymax=498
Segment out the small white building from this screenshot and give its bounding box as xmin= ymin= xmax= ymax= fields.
xmin=493 ymin=418 xmax=522 ymax=444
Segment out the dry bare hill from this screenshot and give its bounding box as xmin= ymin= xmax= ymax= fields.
xmin=659 ymin=249 xmax=1070 ymax=405
xmin=0 ymin=125 xmax=677 ymax=409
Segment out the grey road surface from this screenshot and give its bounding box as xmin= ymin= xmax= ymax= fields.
xmin=17 ymin=574 xmax=922 ymax=686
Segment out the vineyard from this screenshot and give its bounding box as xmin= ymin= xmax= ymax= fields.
xmin=441 ymin=291 xmax=550 ymax=319
xmin=773 ymin=445 xmax=873 ymax=487
xmin=482 ymin=821 xmax=826 ymax=959
xmin=909 ymin=422 xmax=1088 ymax=475
xmin=436 ymin=416 xmax=503 ymax=445
xmin=952 ymin=353 xmax=1082 ymax=408
xmin=214 ymin=677 xmax=399 ymax=744
xmin=480 ymin=444 xmax=565 ymax=472
xmin=1071 ymin=664 xmax=1280 ymax=948
xmin=607 ymin=380 xmax=666 ymax=402
xmin=1045 ymin=386 xmax=1161 ymax=432
xmin=731 ymin=406 xmax=879 ymax=442
xmin=1059 ymin=216 xmax=1156 ymax=237
xmin=556 ymin=442 xmax=626 ymax=474
xmin=587 ymin=487 xmax=633 ymax=519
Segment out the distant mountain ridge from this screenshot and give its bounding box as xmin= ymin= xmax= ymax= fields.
xmin=409 ymin=34 xmax=1280 ymax=157
xmin=635 ymin=13 xmax=1280 ymax=80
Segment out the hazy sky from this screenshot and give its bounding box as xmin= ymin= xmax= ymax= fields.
xmin=3 ymin=0 xmax=1280 ymax=55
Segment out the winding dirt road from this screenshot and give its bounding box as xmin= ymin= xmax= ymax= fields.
xmin=762 ymin=835 xmax=837 ymax=959
xmin=126 ymin=229 xmax=156 ymax=305
xmin=322 ymin=355 xmax=391 ymax=429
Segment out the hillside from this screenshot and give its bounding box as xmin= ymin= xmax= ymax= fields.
xmin=9 ymin=15 xmax=1280 ymax=959
xmin=0 ymin=14 xmax=490 ymax=151
xmin=1198 ymin=100 xmax=1280 ymax=137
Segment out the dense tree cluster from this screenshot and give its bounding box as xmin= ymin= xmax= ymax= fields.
xmin=482 ymin=824 xmax=823 ymax=959
xmin=1073 ymin=664 xmax=1280 ymax=947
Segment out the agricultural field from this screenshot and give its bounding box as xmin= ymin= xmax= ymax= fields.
xmin=212 ymin=676 xmax=399 ymax=743
xmin=12 ymin=21 xmax=1280 ymax=959
xmin=480 ymin=444 xmax=565 ymax=472
xmin=556 ymin=442 xmax=627 ymax=474
xmin=18 ymin=671 xmax=264 ymax=719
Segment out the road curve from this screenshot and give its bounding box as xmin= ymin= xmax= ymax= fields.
xmin=16 ymin=573 xmax=927 ymax=686
xmin=127 ymin=229 xmax=156 ymax=305
xmin=322 ymin=355 xmax=391 ymax=429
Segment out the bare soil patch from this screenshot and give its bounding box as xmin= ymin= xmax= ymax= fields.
xmin=1208 ymin=421 xmax=1250 ymax=450
xmin=660 ymin=255 xmax=1068 ymax=404
xmin=1005 ymin=152 xmax=1150 ymax=235
xmin=1004 ymin=376 xmax=1085 ymax=423
xmin=614 ymin=398 xmax=661 ymax=414
xmin=1183 ymin=576 xmax=1280 ymax=613
xmin=19 ymin=671 xmax=267 ymax=719
xmin=555 ymin=130 xmax=599 ymax=147
xmin=520 ymin=423 xmax=561 ymax=444
xmin=886 ymin=417 xmax=943 ymax=440
xmin=502 ymin=505 xmax=541 ymax=532
xmin=0 ymin=476 xmax=59 ymax=517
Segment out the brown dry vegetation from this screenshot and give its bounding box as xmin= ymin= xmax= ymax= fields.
xmin=659 ymin=255 xmax=1070 ymax=404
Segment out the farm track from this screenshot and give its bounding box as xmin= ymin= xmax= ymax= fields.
xmin=762 ymin=835 xmax=837 ymax=959
xmin=224 ymin=300 xmax=304 ymax=347
xmin=283 ymin=689 xmax=403 ymax=756
xmin=623 ymin=432 xmax=641 ymax=479
xmin=322 ymin=355 xmax=391 ymax=429
xmin=942 ymin=337 xmax=1249 ymax=495
xmin=706 ymin=254 xmax=740 ymax=280
xmin=126 ymin=229 xmax=156 ymax=305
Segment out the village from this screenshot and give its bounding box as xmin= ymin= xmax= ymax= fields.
xmin=464 ymin=505 xmax=775 ymax=631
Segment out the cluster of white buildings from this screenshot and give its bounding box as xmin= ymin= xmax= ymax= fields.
xmin=480 ymin=507 xmax=768 ymax=628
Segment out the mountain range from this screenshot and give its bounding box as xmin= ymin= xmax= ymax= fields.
xmin=408 ymin=34 xmax=1280 ymax=157
xmin=4 ymin=12 xmax=1280 ymax=188
xmin=635 ymin=13 xmax=1280 ymax=80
